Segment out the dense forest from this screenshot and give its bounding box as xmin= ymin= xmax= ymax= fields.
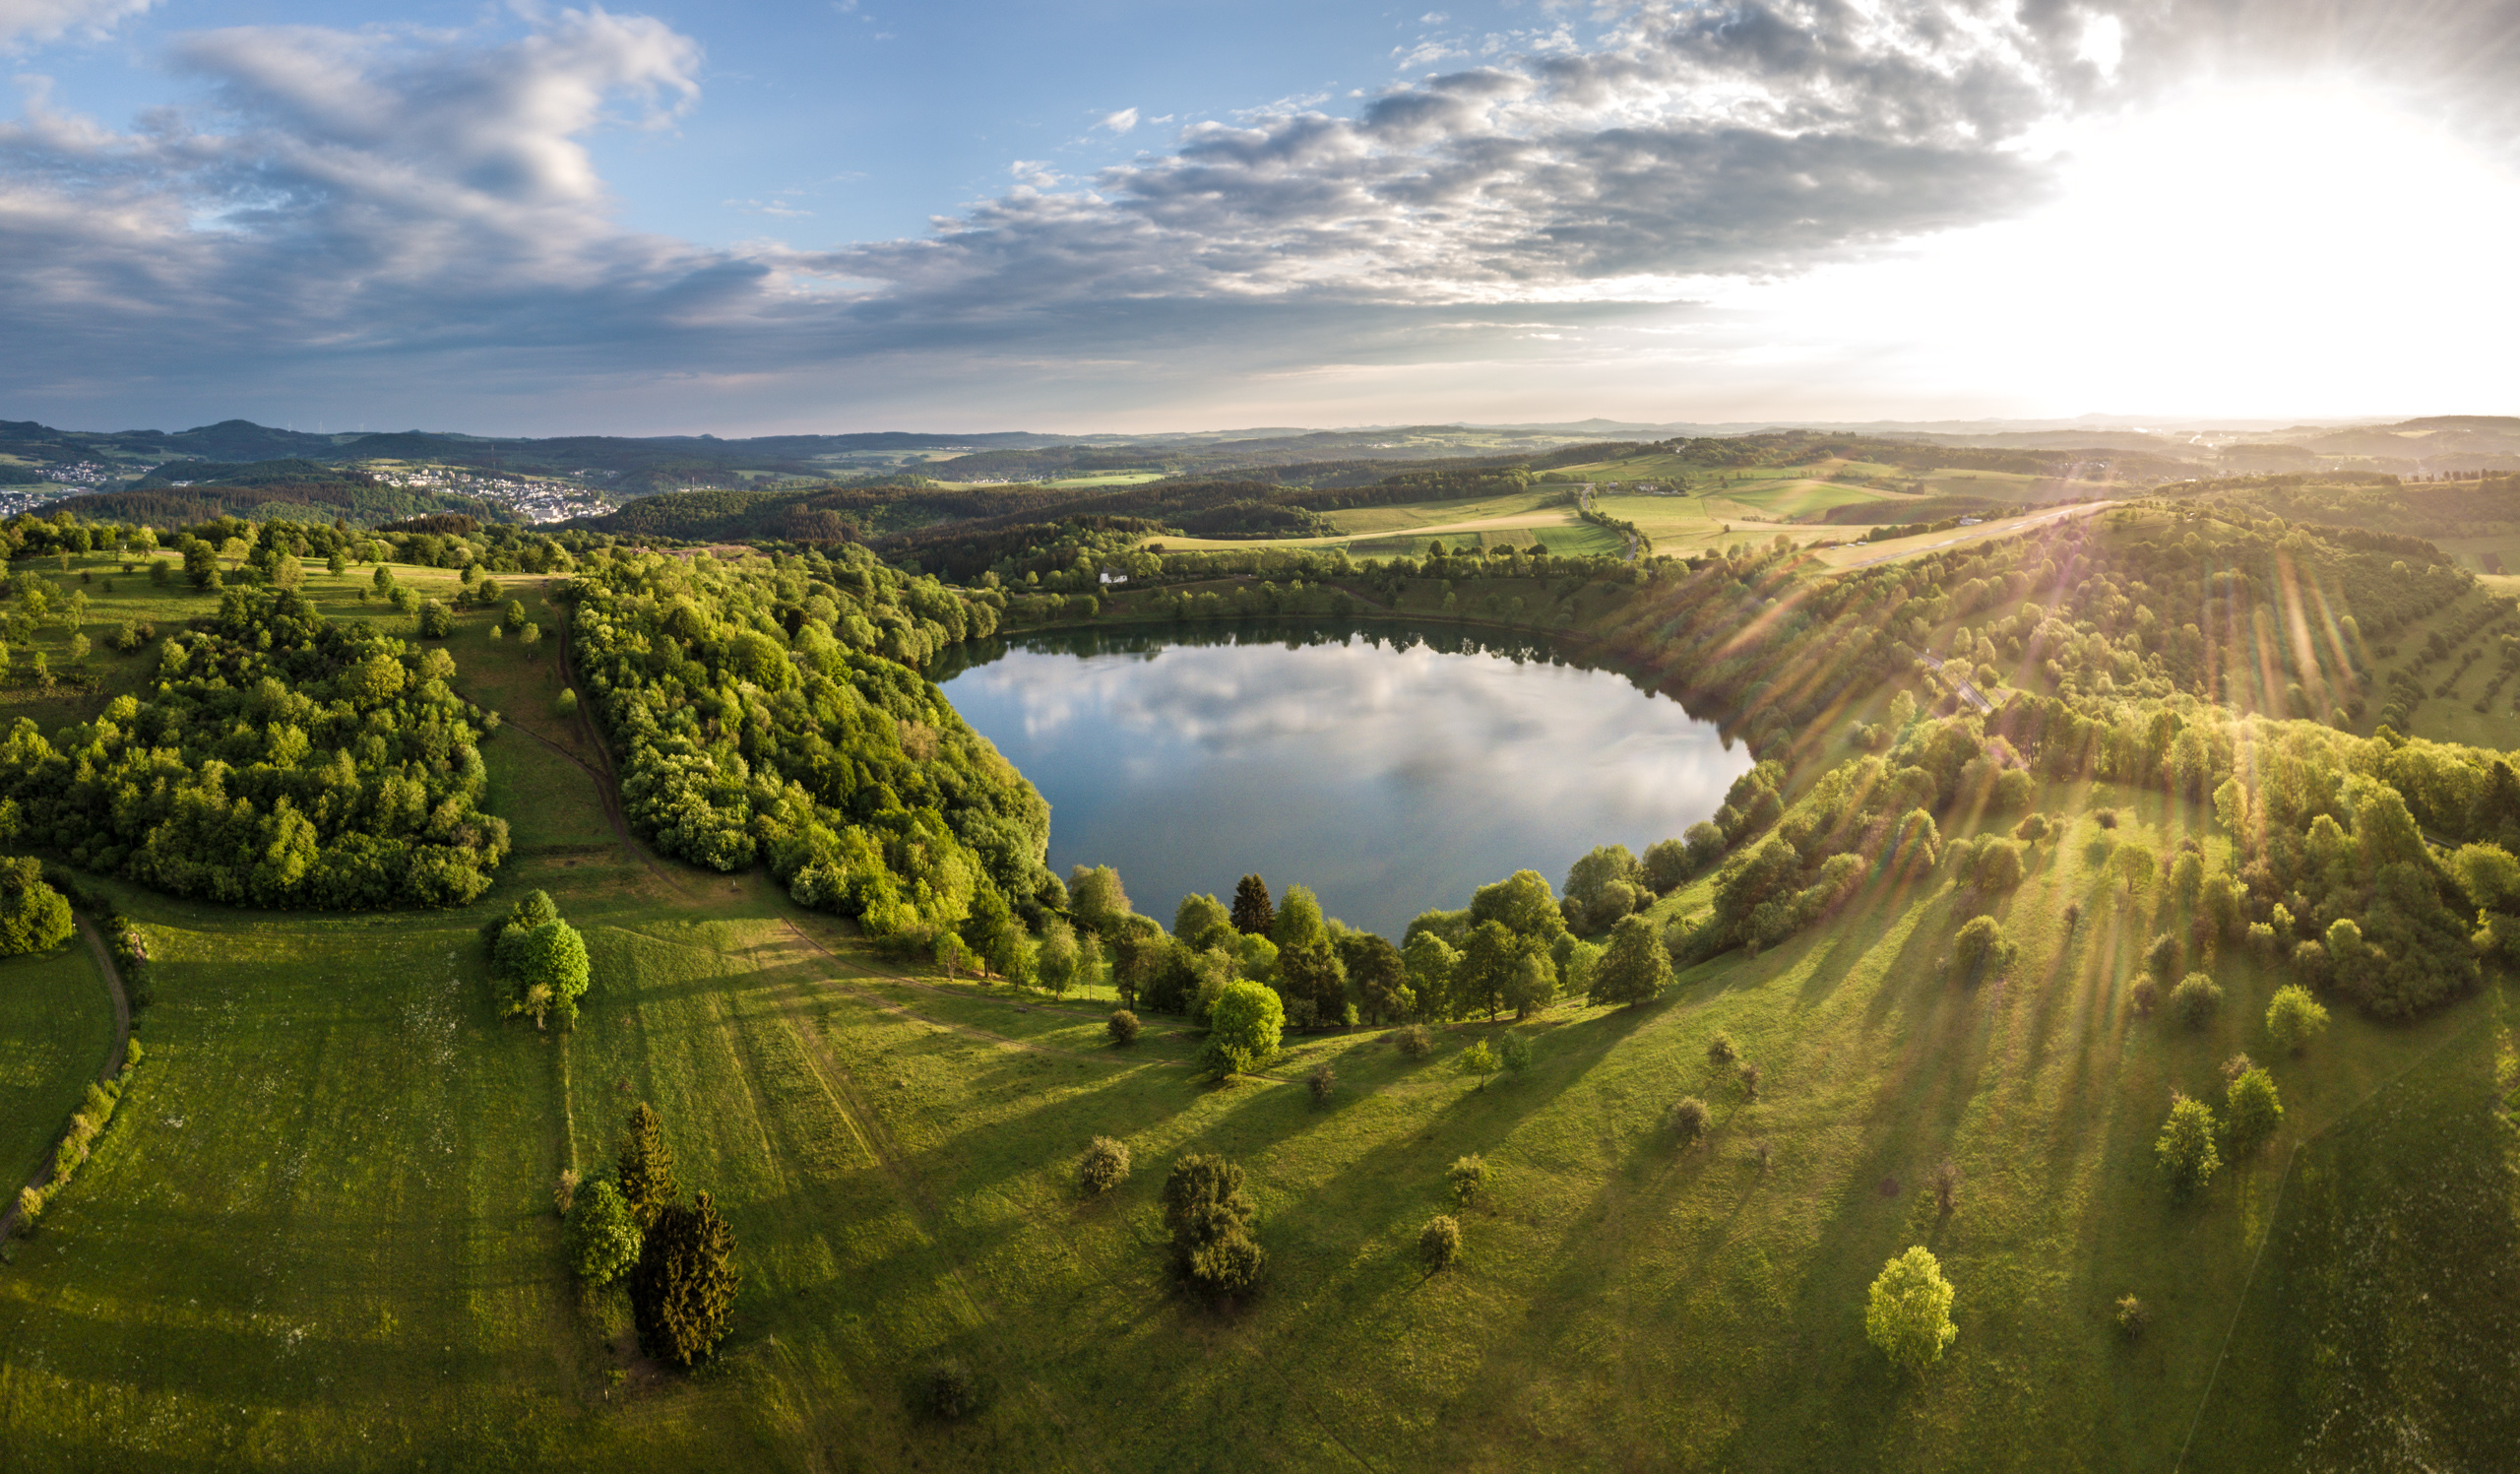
xmin=562 ymin=545 xmax=1054 ymax=943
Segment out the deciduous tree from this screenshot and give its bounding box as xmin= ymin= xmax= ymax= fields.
xmin=1864 ymin=1247 xmax=1958 ymax=1375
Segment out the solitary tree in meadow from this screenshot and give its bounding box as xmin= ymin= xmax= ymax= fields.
xmin=513 ymin=919 xmax=591 ymax=1026
xmin=2264 ymin=985 xmax=2330 ymax=1055
xmin=1865 ymin=1247 xmax=1958 ymax=1375
xmin=2156 ymin=1094 xmax=2221 ymax=1199
xmin=2224 ymin=1067 xmax=2283 ymax=1157
xmin=1419 ymin=1215 xmax=1462 ymax=1274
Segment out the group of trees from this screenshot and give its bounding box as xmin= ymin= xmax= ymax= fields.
xmin=566 ymin=1103 xmax=737 ymax=1367
xmin=0 ymin=585 xmax=512 ymax=907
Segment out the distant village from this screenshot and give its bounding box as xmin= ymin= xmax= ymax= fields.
xmin=364 ymin=463 xmax=617 ymax=523
xmin=0 ymin=458 xmax=617 ymax=525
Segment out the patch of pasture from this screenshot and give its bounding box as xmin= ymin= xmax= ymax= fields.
xmin=0 ymin=944 xmax=113 ymax=1194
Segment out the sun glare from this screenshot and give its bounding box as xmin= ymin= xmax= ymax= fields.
xmin=1728 ymin=85 xmax=2520 ymax=417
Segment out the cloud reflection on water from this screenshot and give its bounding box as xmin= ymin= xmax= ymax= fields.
xmin=940 ymin=625 xmax=1752 ymax=938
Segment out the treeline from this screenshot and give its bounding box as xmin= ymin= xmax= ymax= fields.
xmin=132 ymin=457 xmax=376 ymax=489
xmin=0 ymin=586 xmax=511 ymax=906
xmin=4 ymin=507 xmax=592 ymax=576
xmin=50 ymin=481 xmax=507 ymax=530
xmin=562 ymin=544 xmax=1054 ymax=940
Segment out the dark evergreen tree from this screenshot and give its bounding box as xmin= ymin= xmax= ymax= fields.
xmin=1230 ymin=874 xmax=1275 ymax=935
xmin=617 ymin=1102 xmax=680 ymax=1232
xmin=629 ymin=1189 xmax=737 ymax=1368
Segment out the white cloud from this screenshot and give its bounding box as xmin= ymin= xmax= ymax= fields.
xmin=7 ymin=0 xmax=2520 ymax=430
xmin=1098 ymin=106 xmax=1138 ymax=133
xmin=0 ymin=0 xmax=153 ymax=50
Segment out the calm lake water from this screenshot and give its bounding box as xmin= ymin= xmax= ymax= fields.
xmin=934 ymin=622 xmax=1753 ymax=939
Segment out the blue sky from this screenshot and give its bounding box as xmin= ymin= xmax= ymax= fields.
xmin=7 ymin=1 xmax=2520 ymax=435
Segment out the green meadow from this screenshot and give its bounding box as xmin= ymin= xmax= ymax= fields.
xmin=0 ymin=945 xmax=112 ymax=1196
xmin=1 ymin=531 xmax=2514 ymax=1470
xmin=5 ymin=600 xmax=2506 ymax=1470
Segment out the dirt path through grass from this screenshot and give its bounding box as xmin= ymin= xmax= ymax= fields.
xmin=0 ymin=917 xmax=131 ymax=1241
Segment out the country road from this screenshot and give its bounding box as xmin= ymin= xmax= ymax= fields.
xmin=1843 ymin=501 xmax=2106 ymax=569
xmin=1918 ymin=650 xmax=1995 ymax=713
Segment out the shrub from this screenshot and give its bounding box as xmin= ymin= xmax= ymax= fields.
xmin=1392 ymin=1024 xmax=1433 ymax=1058
xmin=925 ymin=1362 xmax=979 ymax=1420
xmin=1201 ymin=981 xmax=1284 ymax=1079
xmin=1706 ymin=1032 xmax=1738 ymax=1070
xmin=1447 ymin=1155 xmax=1488 ymax=1205
xmin=1106 ymin=1008 xmax=1141 ymax=1046
xmin=2265 ymin=985 xmax=2329 ymax=1055
xmin=1080 ymin=1135 xmax=1131 ymax=1194
xmin=2093 ymin=808 xmax=2119 ymax=829
xmin=2115 ymin=1294 xmax=2150 ymax=1338
xmin=1929 ymin=1159 xmax=1963 ymax=1215
xmin=1498 ymin=1032 xmax=1531 ymax=1077
xmin=553 ymin=1167 xmax=580 ymax=1215
xmin=2145 ymin=931 xmax=2182 ymax=983
xmin=1950 ymin=916 xmax=2015 ymax=986
xmin=1670 ymin=1095 xmax=1711 ymax=1148
xmin=1865 ymin=1246 xmax=1958 ymax=1375
xmin=554 ymin=688 xmax=579 ymax=718
xmin=1457 ymin=1040 xmax=1500 ymax=1075
xmin=2156 ymin=1094 xmax=2221 ymax=1199
xmin=1418 ymin=1215 xmax=1462 ymax=1274
xmin=1970 ymin=838 xmax=2026 ymax=892
xmin=1738 ymin=1060 xmax=1762 ymax=1101
xmin=2128 ymin=979 xmax=2159 ymax=1017
xmin=1307 ymin=1064 xmax=1337 ymax=1104
xmin=2170 ymin=973 xmax=2223 ymax=1028
xmin=1163 ymin=1153 xmax=1264 ymax=1299
xmin=568 ymin=1180 xmax=643 ymax=1286
xmin=2062 ymin=901 xmax=2081 ymax=932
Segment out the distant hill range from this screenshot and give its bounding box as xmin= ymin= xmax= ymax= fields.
xmin=0 ymin=413 xmax=2513 ymax=528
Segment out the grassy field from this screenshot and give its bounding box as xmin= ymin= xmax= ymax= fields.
xmin=4 ymin=605 xmax=2503 ymax=1473
xmin=0 ymin=945 xmax=114 ymax=1198
xmin=1 ymin=537 xmax=2512 ymax=1469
